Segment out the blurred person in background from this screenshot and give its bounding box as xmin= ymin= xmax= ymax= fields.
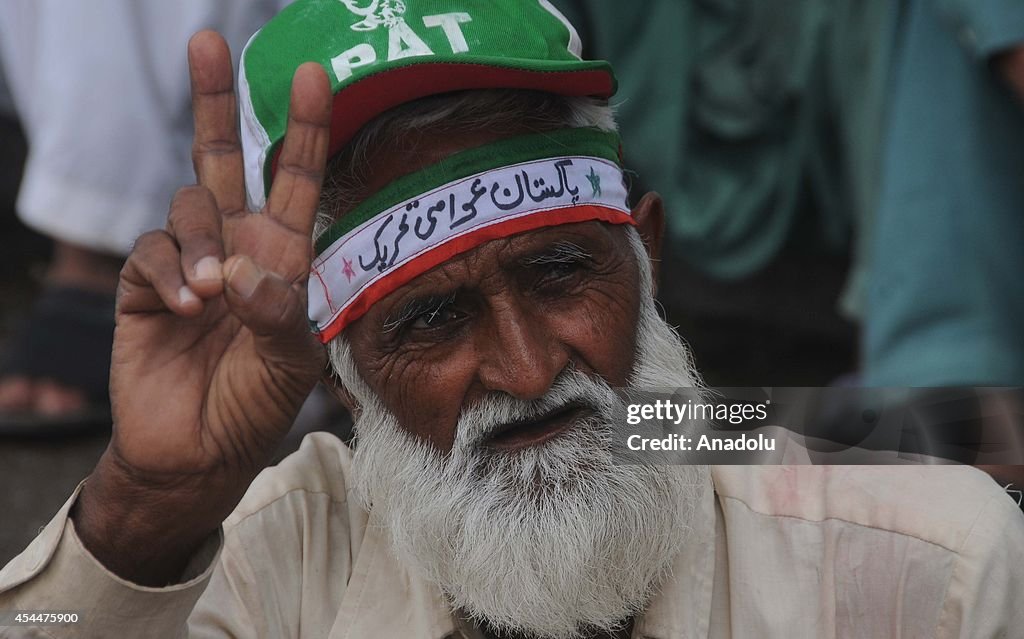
xmin=857 ymin=0 xmax=1024 ymax=490
xmin=551 ymin=0 xmax=891 ymax=387
xmin=0 ymin=1 xmax=292 ymax=433
xmin=856 ymin=0 xmax=1024 ymax=388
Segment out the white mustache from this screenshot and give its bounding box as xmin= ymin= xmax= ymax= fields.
xmin=453 ymin=366 xmax=619 ymax=450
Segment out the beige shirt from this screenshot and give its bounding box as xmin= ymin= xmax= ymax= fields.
xmin=1 ymin=432 xmax=1022 ymax=639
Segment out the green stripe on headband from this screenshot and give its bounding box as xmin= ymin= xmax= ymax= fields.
xmin=315 ymin=127 xmax=620 ymax=254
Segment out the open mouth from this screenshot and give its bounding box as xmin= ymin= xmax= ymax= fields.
xmin=485 ymin=402 xmax=588 ymax=451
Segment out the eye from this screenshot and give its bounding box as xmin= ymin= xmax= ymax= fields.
xmin=523 ymin=242 xmax=595 ymax=292
xmin=410 ymin=303 xmax=464 ymax=330
xmin=533 ymin=258 xmax=590 ymax=292
xmin=383 ymin=292 xmax=465 ymax=337
xmin=544 ymin=260 xmax=583 ymax=279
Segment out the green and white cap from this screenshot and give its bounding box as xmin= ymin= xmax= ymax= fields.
xmin=239 ymin=0 xmax=630 ymax=341
xmin=238 ymin=0 xmax=617 ymax=211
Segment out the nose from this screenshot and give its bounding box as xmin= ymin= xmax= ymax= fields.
xmin=475 ymin=296 xmax=569 ymax=401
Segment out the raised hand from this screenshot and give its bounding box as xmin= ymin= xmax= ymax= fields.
xmin=73 ymin=31 xmax=332 ymax=585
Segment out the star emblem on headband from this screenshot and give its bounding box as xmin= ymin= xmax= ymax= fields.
xmin=342 ymin=257 xmax=357 ymax=282
xmin=587 ymin=166 xmax=602 ymax=198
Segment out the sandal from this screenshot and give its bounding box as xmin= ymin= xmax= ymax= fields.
xmin=0 ymin=286 xmax=114 ymax=436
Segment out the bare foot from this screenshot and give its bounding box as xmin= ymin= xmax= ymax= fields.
xmin=0 ymin=241 xmax=121 ymax=418
xmin=0 ymin=377 xmax=87 ymax=414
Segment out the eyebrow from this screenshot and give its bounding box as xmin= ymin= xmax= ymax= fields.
xmin=381 ymin=290 xmax=458 ymax=333
xmin=518 ymin=240 xmax=593 ymax=266
xmin=379 ymin=240 xmax=594 ymax=332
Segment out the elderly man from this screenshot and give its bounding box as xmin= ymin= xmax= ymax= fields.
xmin=1 ymin=1 xmax=1022 ymax=638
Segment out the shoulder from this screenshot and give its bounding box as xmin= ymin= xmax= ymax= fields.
xmin=227 ymin=432 xmax=357 ymax=525
xmin=711 ymin=465 xmax=1024 ymax=635
xmin=711 ymin=465 xmax=1022 ymax=553
xmin=192 ymin=435 xmax=365 ymax=634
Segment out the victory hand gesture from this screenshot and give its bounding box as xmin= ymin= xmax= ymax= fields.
xmin=74 ymin=31 xmax=332 ymax=585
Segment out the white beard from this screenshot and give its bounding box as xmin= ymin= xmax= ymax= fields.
xmin=330 ymin=229 xmax=709 ymax=639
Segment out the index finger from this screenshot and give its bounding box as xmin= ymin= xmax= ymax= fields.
xmin=264 ymin=62 xmax=333 ymax=237
xmin=188 ymin=30 xmax=247 ymax=216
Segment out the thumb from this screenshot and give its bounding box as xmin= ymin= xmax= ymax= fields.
xmin=223 ymin=255 xmax=326 ymax=376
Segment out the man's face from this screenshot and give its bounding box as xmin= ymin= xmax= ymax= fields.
xmin=341 ymin=128 xmax=646 ymax=452
xmin=322 ymin=124 xmax=708 ymax=639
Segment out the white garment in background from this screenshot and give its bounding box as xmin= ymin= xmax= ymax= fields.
xmin=0 ymin=0 xmax=290 ymax=254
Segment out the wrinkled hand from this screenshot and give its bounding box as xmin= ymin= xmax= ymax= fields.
xmin=74 ymin=31 xmax=332 ymax=584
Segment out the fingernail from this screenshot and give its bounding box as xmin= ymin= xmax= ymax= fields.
xmin=227 ymin=258 xmax=263 ymax=300
xmin=178 ymin=286 xmax=200 ymax=306
xmin=194 ymin=256 xmax=222 ymax=281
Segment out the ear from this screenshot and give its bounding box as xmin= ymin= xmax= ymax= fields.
xmin=321 ymin=371 xmax=362 ymax=418
xmin=630 ymin=192 xmax=665 ymax=295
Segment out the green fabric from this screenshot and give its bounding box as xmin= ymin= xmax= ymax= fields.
xmin=561 ymin=0 xmax=823 ymax=278
xmin=556 ymin=0 xmax=896 ymax=283
xmin=314 ymin=127 xmax=621 ymax=253
xmin=827 ymin=0 xmax=900 ymax=319
xmin=934 ymin=0 xmax=1024 ymax=58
